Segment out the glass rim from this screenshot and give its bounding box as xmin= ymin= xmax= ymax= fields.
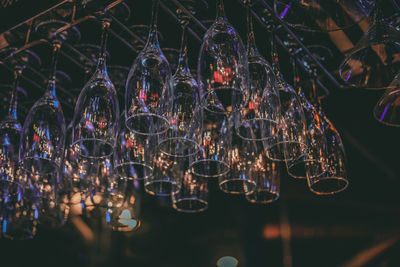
xmin=144 ymin=180 xmax=180 ymax=196
xmin=373 ymin=104 xmax=400 ymax=127
xmin=125 ymin=113 xmax=170 ymax=136
xmin=245 ymin=190 xmax=280 ymax=204
xmin=158 ymin=137 xmax=201 ymax=157
xmin=308 ymin=176 xmax=349 ymax=195
xmin=189 ymin=159 xmax=230 ymax=178
xmin=172 ymin=198 xmax=208 ymax=213
xmin=286 ymin=158 xmax=327 ymax=179
xmin=114 ymin=162 xmax=153 ymax=180
xmin=218 ymin=178 xmax=256 ymax=195
xmin=72 ymin=138 xmax=114 ymax=159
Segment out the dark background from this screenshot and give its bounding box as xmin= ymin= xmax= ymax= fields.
xmin=1 ymin=0 xmax=400 ymax=266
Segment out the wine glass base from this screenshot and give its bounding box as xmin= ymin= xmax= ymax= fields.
xmin=246 ymin=190 xmax=280 ymax=204
xmin=172 ymin=198 xmax=208 ymax=213
xmin=115 ymin=162 xmax=153 ymax=180
xmin=35 ymin=20 xmax=81 ymax=43
xmin=308 ymin=177 xmax=349 ymax=195
xmin=219 ymin=179 xmax=256 ymax=195
xmin=144 ymin=180 xmax=180 ymax=196
xmin=190 ymin=159 xmax=230 ymax=178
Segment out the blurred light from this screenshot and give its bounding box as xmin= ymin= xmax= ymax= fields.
xmin=217 ymin=256 xmax=238 ymax=267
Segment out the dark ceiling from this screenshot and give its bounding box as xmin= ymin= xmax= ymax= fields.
xmin=1 ymin=0 xmax=400 ymax=267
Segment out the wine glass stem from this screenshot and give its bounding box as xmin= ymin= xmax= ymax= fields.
xmin=290 ymin=56 xmax=301 ymax=94
xmin=270 ymin=24 xmax=281 ymax=78
xmin=47 ymin=41 xmax=61 ymax=94
xmin=216 ymin=0 xmax=226 ymax=20
xmin=98 ymin=20 xmax=110 ymax=68
xmin=148 ymin=0 xmax=160 ymax=44
xmin=246 ymin=0 xmax=257 ymax=52
xmin=8 ymin=67 xmax=22 ymax=119
xmin=176 ymin=24 xmax=189 ymax=73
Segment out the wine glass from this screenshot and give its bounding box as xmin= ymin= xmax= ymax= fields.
xmin=274 ymin=0 xmax=373 ymax=32
xmin=238 ymin=1 xmax=280 ymax=153
xmin=245 ymin=158 xmax=280 ymax=204
xmin=308 ymin=110 xmax=349 ymax=195
xmin=21 ymin=20 xmax=76 ymax=190
xmin=267 ymin=26 xmax=308 ymax=162
xmin=218 ymin=118 xmax=256 ymax=195
xmin=1 ymin=168 xmax=41 ymax=240
xmin=339 ymin=1 xmax=400 ymax=90
xmin=146 ymin=16 xmax=202 ymax=195
xmin=114 ymin=112 xmax=155 ymax=181
xmin=197 ymin=0 xmax=249 ymax=115
xmin=72 ymin=18 xmax=120 ymax=159
xmin=373 ymin=73 xmax=400 ymax=126
xmin=172 ymin=171 xmax=208 ymax=213
xmin=0 ymin=47 xmax=24 ymax=184
xmin=125 ymin=0 xmax=172 ymax=135
xmin=104 ymin=177 xmax=141 ymax=232
xmin=285 ymin=57 xmax=328 ymax=179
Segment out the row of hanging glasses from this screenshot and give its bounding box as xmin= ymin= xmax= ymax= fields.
xmin=0 ymin=0 xmax=351 ymax=240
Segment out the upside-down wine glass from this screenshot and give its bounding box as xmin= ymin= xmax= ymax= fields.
xmin=72 ymin=18 xmax=119 ymax=159
xmin=238 ymin=0 xmax=280 ymax=151
xmin=20 ymin=21 xmax=70 ymax=199
xmin=245 ymin=157 xmax=280 ymax=204
xmin=0 ymin=47 xmax=41 ymax=240
xmin=190 ymin=0 xmax=248 ymax=178
xmin=152 ymin=15 xmax=203 ymax=201
xmin=125 ymin=0 xmax=172 ymax=135
xmin=339 ymin=0 xmax=400 ymax=90
xmin=197 ymin=0 xmax=249 ymax=115
xmin=308 ymin=102 xmax=349 ymax=195
xmin=285 ymin=56 xmax=328 ymax=179
xmin=267 ymin=24 xmax=308 ymax=162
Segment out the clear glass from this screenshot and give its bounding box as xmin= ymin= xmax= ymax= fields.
xmin=72 ymin=20 xmax=120 ymax=159
xmin=197 ymin=0 xmax=249 ymax=115
xmin=339 ymin=2 xmax=400 ymax=90
xmin=218 ymin=115 xmax=256 ymax=195
xmin=114 ymin=112 xmax=154 ymax=180
xmin=374 ymin=73 xmax=400 ymax=126
xmin=286 ymin=58 xmax=328 ymax=179
xmin=0 ymin=168 xmax=40 ymax=240
xmin=189 ymin=106 xmax=231 ymax=178
xmin=159 ymin=23 xmax=202 ymax=155
xmin=0 ymin=57 xmax=22 ymax=183
xmin=307 ymin=112 xmax=349 ymax=195
xmin=103 ymin=176 xmax=141 ymax=232
xmin=245 ymin=157 xmax=280 ymax=204
xmin=238 ymin=4 xmax=280 ymax=152
xmin=146 ymin=138 xmax=200 ymax=196
xmin=172 ymin=171 xmax=208 ymax=213
xmin=274 ymin=0 xmax=373 ymax=32
xmin=125 ymin=0 xmax=172 ymax=135
xmin=286 ymin=93 xmax=328 ymax=179
xmin=267 ymin=28 xmax=308 ymax=162
xmin=20 ymin=41 xmax=65 ymax=178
